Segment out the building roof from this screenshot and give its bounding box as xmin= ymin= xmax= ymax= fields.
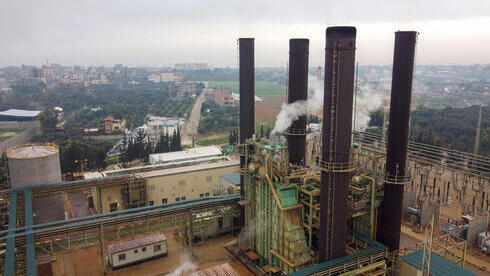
xmin=220 ymin=173 xmax=240 ymax=186
xmin=107 ymin=233 xmax=166 ymax=255
xmin=104 ymin=116 xmax=114 ymax=121
xmin=401 ymin=249 xmax=476 ymax=276
xmin=136 ymin=160 xmax=239 ymax=178
xmin=0 ymin=109 xmax=40 ymax=118
xmin=195 ymin=263 xmax=239 ymax=276
xmin=149 ymin=146 xmax=222 ymax=164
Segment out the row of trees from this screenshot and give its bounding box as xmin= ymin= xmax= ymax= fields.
xmin=227 ymin=125 xmax=273 ymax=145
xmin=120 ymin=128 xmax=183 ymax=164
xmin=368 ymin=105 xmax=489 ymax=157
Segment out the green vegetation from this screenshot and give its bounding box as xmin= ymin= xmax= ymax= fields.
xmin=208 ymin=81 xmax=286 ymax=98
xmin=198 ymin=102 xmax=238 ymax=134
xmin=197 ymin=133 xmax=229 ymax=146
xmin=369 ymin=105 xmax=489 ymax=157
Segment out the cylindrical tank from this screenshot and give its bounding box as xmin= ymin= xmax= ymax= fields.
xmin=7 ymin=144 xmax=62 ymax=188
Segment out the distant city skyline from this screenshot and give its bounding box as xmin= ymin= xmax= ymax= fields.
xmin=1 ymin=0 xmax=489 ymax=67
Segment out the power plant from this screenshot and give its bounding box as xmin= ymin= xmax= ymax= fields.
xmin=0 ymin=26 xmax=487 ymax=276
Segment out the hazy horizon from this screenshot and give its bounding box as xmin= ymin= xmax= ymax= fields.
xmin=1 ymin=0 xmax=489 ymax=67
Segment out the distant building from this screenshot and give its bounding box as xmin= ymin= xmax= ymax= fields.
xmin=146 ymin=116 xmax=185 ymax=145
xmin=104 ymin=116 xmax=126 ymax=134
xmin=174 ymin=63 xmax=208 ymax=70
xmin=0 ymin=109 xmax=40 ymax=122
xmin=205 ymin=88 xmax=235 ymax=106
xmin=215 ymin=91 xmax=235 ymax=106
xmin=147 ymin=72 xmax=184 ymax=83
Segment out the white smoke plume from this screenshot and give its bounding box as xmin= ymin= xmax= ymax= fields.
xmin=353 ymin=73 xmax=390 ymax=131
xmin=271 ymin=76 xmax=323 ymax=135
xmin=167 ymin=254 xmax=197 ymax=276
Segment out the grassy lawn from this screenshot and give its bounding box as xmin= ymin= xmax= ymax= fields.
xmin=196 ymin=133 xmax=229 ymax=146
xmin=0 ymin=128 xmax=25 ymax=142
xmin=208 ymin=81 xmax=286 ymax=98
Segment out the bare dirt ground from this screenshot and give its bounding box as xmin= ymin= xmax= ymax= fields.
xmin=50 ymin=230 xmax=253 ymax=276
xmin=256 ymin=97 xmax=285 ymax=120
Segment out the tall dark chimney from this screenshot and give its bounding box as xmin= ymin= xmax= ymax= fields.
xmin=377 ymin=31 xmax=417 ymax=251
xmin=319 ymin=26 xmax=356 ymax=262
xmin=239 ymin=38 xmax=255 ymax=229
xmin=286 ymin=39 xmax=309 ymax=165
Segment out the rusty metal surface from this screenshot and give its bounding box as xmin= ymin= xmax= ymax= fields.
xmin=377 ymin=31 xmax=417 ymax=251
xmin=286 ymin=38 xmax=309 ymax=165
xmin=319 ymin=26 xmax=357 ymax=262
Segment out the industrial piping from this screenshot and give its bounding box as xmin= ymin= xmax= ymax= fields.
xmin=286 ymin=39 xmax=309 ymax=166
xmin=239 ymin=38 xmax=255 ymax=229
xmin=319 ymin=26 xmax=356 ymax=262
xmin=377 ymin=31 xmax=417 ymax=251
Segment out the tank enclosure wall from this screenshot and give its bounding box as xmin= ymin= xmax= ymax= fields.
xmin=239 ymin=38 xmax=255 ymax=229
xmin=377 ymin=31 xmax=417 ymax=251
xmin=7 ymin=145 xmax=62 ymax=189
xmin=319 ymin=26 xmax=357 ymax=262
xmin=286 ymin=39 xmax=309 ymax=166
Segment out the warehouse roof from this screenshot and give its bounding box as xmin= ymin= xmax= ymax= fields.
xmin=220 ymin=173 xmax=240 ymax=186
xmin=0 ymin=109 xmax=40 ymax=118
xmin=196 ymin=263 xmax=239 ymax=276
xmin=136 ymin=159 xmax=239 ymax=178
xmin=401 ymin=249 xmax=476 ymax=276
xmin=107 ymin=233 xmax=166 ymax=255
xmin=149 ymin=146 xmax=222 ymax=164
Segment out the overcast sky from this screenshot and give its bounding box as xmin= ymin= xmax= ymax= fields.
xmin=1 ymin=0 xmax=490 ymax=67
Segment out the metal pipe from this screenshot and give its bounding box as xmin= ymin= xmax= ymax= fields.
xmin=319 ymin=26 xmax=357 ymax=262
xmin=286 ymin=39 xmax=309 ymax=165
xmin=239 ymin=38 xmax=255 ymax=229
xmin=377 ymin=31 xmax=417 ymax=251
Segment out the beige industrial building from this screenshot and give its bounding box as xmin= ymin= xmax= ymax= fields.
xmin=91 ymin=160 xmax=239 ymax=213
xmin=139 ymin=160 xmax=239 ymax=205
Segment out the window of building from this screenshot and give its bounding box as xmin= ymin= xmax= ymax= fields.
xmin=118 ymin=253 xmax=126 ymax=261
xmin=176 ymin=197 xmax=180 ymax=201
xmin=206 ymin=176 xmax=213 ymax=181
xmin=181 ymin=196 xmax=186 ymax=200
xmin=205 ymin=192 xmax=210 ymax=197
xmin=142 ymin=247 xmax=146 ymax=252
xmin=200 ymin=194 xmax=204 ymax=197
xmin=110 ymin=202 xmax=118 ymax=212
xmin=149 ymin=201 xmax=154 ymax=206
xmin=134 ymin=249 xmax=138 ymax=254
xmin=178 ymin=180 xmax=185 ymax=186
xmin=154 ymin=244 xmax=161 ymax=252
xmin=162 ymin=198 xmax=167 ymax=204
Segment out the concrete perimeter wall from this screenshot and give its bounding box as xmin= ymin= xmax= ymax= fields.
xmin=0 ymin=121 xmax=41 ymax=155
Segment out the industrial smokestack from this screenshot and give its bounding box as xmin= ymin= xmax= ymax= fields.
xmin=286 ymin=39 xmax=309 ymax=165
xmin=319 ymin=26 xmax=356 ymax=262
xmin=239 ymin=38 xmax=255 ymax=229
xmin=377 ymin=31 xmax=417 ymax=251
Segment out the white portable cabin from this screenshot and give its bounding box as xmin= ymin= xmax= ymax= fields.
xmin=107 ymin=233 xmax=167 ymax=269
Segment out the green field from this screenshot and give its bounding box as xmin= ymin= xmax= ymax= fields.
xmin=208 ymin=81 xmax=286 ymax=98
xmin=196 ymin=133 xmax=229 ymax=146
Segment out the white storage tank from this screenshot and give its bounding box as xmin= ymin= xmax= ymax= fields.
xmin=7 ymin=144 xmax=62 ymax=188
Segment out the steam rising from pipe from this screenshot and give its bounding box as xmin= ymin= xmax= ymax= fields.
xmin=167 ymin=254 xmax=197 ymax=276
xmin=271 ymin=76 xmax=323 ymax=135
xmin=271 ymin=74 xmax=388 ymax=135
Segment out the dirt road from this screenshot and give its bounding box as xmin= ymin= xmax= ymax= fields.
xmin=182 ymin=85 xmax=207 ymax=146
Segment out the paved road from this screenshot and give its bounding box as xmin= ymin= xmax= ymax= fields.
xmin=182 ymin=84 xmax=207 ymax=146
